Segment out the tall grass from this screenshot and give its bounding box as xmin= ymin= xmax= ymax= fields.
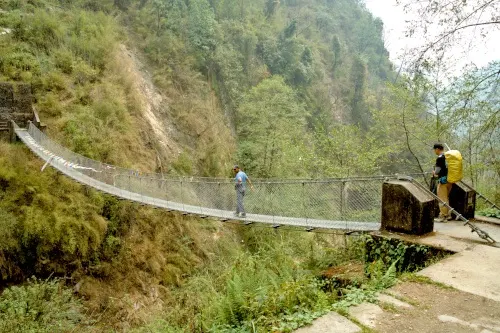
xmin=133 ymin=229 xmax=365 ymax=332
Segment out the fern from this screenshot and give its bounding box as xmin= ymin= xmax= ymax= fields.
xmin=0 ymin=277 xmax=92 ymax=332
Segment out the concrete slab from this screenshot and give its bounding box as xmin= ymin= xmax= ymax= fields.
xmin=348 ymin=303 xmax=383 ymax=328
xmin=373 ymin=221 xmax=500 ymax=252
xmin=294 ymin=312 xmax=361 ymax=333
xmin=437 ymin=315 xmax=500 ymax=332
xmin=377 ymin=293 xmax=412 ymax=308
xmin=418 ymin=244 xmax=500 ymax=302
xmin=475 ymin=215 xmax=500 ymax=226
xmin=434 ymin=221 xmax=500 ymax=245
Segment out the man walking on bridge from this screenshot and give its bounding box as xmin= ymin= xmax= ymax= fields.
xmin=233 ymin=165 xmax=253 ymax=218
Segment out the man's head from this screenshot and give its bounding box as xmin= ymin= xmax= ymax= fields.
xmin=233 ymin=165 xmax=240 ymax=173
xmin=433 ymin=143 xmax=444 ymax=155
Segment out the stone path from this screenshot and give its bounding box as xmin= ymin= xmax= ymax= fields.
xmin=295 ymin=221 xmax=500 ymax=332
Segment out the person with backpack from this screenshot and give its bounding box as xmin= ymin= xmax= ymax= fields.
xmin=233 ymin=165 xmax=254 ymax=218
xmin=432 ymin=143 xmax=463 ymax=222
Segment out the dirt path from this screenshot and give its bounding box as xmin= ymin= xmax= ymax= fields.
xmin=376 ymin=281 xmax=500 ymax=333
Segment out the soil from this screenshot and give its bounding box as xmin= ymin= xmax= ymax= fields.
xmin=117 ymin=44 xmax=181 ymax=158
xmin=322 ymin=261 xmax=365 ymax=280
xmin=375 ymin=281 xmax=500 ymax=333
xmin=321 ymin=261 xmax=367 ymax=290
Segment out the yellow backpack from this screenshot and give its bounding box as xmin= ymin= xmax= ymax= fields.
xmin=444 ymin=150 xmax=463 ymax=183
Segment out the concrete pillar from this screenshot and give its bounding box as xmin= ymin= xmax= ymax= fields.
xmin=449 ymin=182 xmax=476 ymax=219
xmin=8 ymin=120 xmax=16 ymax=143
xmin=381 ymin=180 xmax=437 ymax=235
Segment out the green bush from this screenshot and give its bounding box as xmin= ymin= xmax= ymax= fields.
xmin=0 ymin=144 xmax=108 ymax=281
xmin=0 ymin=277 xmax=91 ymax=333
xmin=54 ymin=48 xmax=75 ymax=74
xmin=477 ymin=208 xmax=500 ymax=219
xmin=0 ymin=208 xmax=19 ymax=253
xmin=12 ymin=9 xmax=63 ymax=52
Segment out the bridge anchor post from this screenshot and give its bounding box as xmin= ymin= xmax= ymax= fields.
xmin=381 ymin=180 xmax=437 ymax=235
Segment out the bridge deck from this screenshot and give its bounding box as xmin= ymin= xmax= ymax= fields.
xmin=15 ymin=128 xmax=380 ymax=232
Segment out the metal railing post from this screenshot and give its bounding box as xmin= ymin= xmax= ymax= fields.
xmin=302 ymin=182 xmax=309 ymax=227
xmin=340 ymin=180 xmax=346 ymax=221
xmin=181 ymin=179 xmax=185 ymax=212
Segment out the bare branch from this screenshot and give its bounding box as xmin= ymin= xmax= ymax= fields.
xmin=415 ymin=21 xmax=500 ymax=66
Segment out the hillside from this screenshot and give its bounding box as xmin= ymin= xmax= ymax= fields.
xmin=0 ymin=0 xmax=449 ymax=332
xmin=121 ymin=0 xmax=399 ymax=178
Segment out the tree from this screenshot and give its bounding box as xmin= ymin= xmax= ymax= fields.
xmin=349 ymin=56 xmax=370 ymax=129
xmin=400 ymin=0 xmax=500 ymax=77
xmin=188 ymin=0 xmax=219 ymax=67
xmin=400 ymin=0 xmax=500 ymax=200
xmin=151 ymin=0 xmax=168 ymax=36
xmin=331 ymin=35 xmax=342 ymax=74
xmin=442 ymin=62 xmax=500 ymax=191
xmin=236 ymin=76 xmax=307 ymax=178
xmin=311 ymin=124 xmax=382 ymax=178
xmin=371 ymin=76 xmax=437 ymax=177
xmin=265 ymin=0 xmax=280 ymax=19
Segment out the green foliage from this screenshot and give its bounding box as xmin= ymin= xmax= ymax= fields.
xmin=0 ymin=143 xmax=108 ymax=281
xmin=0 ymin=277 xmax=91 ymax=332
xmin=332 ymin=236 xmax=444 ymax=315
xmin=171 ymin=151 xmax=194 ymax=175
xmin=439 ymin=62 xmax=500 ymax=201
xmin=310 ymin=124 xmax=382 ymax=177
xmin=156 ymin=229 xmax=355 ymax=332
xmin=364 ymin=236 xmax=443 ymax=273
xmin=0 ymin=208 xmax=18 ymax=253
xmin=187 ymin=0 xmax=219 ymax=66
xmin=124 ymin=0 xmax=398 ymax=178
xmin=236 ymin=76 xmax=307 ymax=177
xmin=477 ymin=208 xmax=500 ymax=219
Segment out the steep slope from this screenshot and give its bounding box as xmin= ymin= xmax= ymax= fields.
xmin=0 ymin=0 xmax=410 ymax=331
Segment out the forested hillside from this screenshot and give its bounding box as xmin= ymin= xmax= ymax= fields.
xmin=123 ymin=0 xmax=400 ymax=178
xmin=0 ymin=0 xmax=498 ymax=332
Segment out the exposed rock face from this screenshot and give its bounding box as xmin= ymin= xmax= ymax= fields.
xmin=381 ymin=180 xmax=437 ymax=235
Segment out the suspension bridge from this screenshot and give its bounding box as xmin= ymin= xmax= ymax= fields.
xmin=11 ymin=121 xmax=499 ymax=240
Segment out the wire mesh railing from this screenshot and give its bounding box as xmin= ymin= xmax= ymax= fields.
xmin=13 ymin=121 xmax=428 ymax=230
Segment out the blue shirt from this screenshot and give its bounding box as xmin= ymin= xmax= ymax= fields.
xmin=235 ymin=171 xmax=248 ymax=185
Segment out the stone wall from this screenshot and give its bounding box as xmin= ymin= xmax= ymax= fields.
xmin=0 ymin=82 xmax=40 ymax=141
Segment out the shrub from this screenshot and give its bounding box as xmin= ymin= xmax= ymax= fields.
xmin=54 ymin=48 xmax=75 ymax=74
xmin=0 ymin=208 xmax=19 ymax=253
xmin=477 ymin=208 xmax=500 ymax=219
xmin=12 ymin=9 xmax=64 ymax=52
xmin=0 ymin=277 xmax=91 ymax=333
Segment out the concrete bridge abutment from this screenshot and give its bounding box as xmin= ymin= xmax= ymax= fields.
xmin=381 ymin=180 xmax=437 ymax=235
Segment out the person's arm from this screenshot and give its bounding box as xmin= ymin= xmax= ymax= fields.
xmin=433 ymin=156 xmax=443 ymax=177
xmin=247 ymin=176 xmax=254 ymax=190
xmin=433 ymin=166 xmax=441 ymax=177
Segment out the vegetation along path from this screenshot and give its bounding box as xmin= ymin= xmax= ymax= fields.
xmin=295 ymin=219 xmax=500 ymax=332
